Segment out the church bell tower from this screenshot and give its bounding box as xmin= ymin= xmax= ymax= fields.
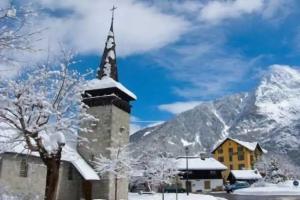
xmin=78 ymin=7 xmax=136 ymax=200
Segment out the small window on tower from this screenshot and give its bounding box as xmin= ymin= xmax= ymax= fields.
xmin=20 ymin=158 xmax=28 ymax=177
xmin=119 ymin=127 xmax=125 ymax=133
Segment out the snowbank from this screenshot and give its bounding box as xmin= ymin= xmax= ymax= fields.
xmin=129 ymin=193 xmax=227 ymax=200
xmin=234 ymin=180 xmax=300 ymax=196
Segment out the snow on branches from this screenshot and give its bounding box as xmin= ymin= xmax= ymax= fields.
xmin=0 ymin=51 xmax=95 ymax=157
xmin=0 ymin=2 xmax=41 ymax=66
xmin=94 ymin=145 xmax=139 ymax=179
xmin=143 ymin=152 xmax=178 ymax=186
xmin=255 ymin=154 xmax=300 ymax=183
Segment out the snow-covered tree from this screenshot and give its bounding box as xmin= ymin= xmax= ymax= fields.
xmin=94 ymin=144 xmax=139 ymax=200
xmin=0 ymin=51 xmax=95 ymax=200
xmin=265 ymin=158 xmax=287 ymax=184
xmin=141 ymin=152 xmax=178 ymax=200
xmin=263 ymin=157 xmax=287 ymax=184
xmin=0 ymin=2 xmax=40 ymax=64
xmin=256 ymin=154 xmax=300 ymax=182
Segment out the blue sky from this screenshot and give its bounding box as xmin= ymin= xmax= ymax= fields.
xmin=3 ymin=0 xmax=300 ymax=132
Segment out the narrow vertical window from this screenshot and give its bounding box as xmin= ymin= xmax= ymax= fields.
xmin=20 ymin=158 xmax=28 ymax=177
xmin=68 ymin=164 xmax=73 ymax=180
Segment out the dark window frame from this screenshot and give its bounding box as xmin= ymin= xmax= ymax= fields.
xmin=217 ymin=148 xmax=223 ymax=154
xmin=19 ymin=158 xmax=28 ymax=177
xmin=238 ymin=154 xmax=244 ymax=161
xmin=238 ymin=164 xmax=245 ymax=170
xmin=218 ymin=156 xmax=224 ymax=162
xmin=237 ymin=145 xmax=244 ymax=152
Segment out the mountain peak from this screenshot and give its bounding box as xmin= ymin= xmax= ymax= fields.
xmin=255 ymin=65 xmax=300 ymax=124
xmin=262 ymin=65 xmax=300 ymax=87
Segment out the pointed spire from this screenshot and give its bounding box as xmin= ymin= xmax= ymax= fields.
xmin=97 ymin=6 xmax=118 ymax=81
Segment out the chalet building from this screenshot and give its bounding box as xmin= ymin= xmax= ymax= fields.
xmin=211 ymin=138 xmax=266 ymax=179
xmin=176 ymin=156 xmax=227 ymax=192
xmin=227 ymin=170 xmax=262 ymax=184
xmin=0 ymin=10 xmax=136 ymax=200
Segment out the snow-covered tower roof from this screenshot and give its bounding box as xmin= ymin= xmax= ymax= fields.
xmin=97 ymin=6 xmax=118 ymax=81
xmin=83 ymin=7 xmax=136 ymax=113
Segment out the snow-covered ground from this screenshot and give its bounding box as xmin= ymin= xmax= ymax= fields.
xmin=129 ymin=193 xmax=227 ymax=200
xmin=234 ymin=181 xmax=300 ymax=196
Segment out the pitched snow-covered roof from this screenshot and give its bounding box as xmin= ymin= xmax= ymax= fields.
xmin=61 ymin=146 xmax=100 ymax=180
xmin=2 ymin=143 xmax=100 ymax=181
xmin=230 ymin=170 xmax=262 ymax=180
xmin=176 ymin=157 xmax=227 ymax=171
xmin=231 ymin=138 xmax=258 ymax=151
xmin=0 ymin=124 xmax=100 ymax=181
xmin=211 ymin=137 xmax=266 ymax=153
xmin=84 ymin=77 xmax=137 ymax=100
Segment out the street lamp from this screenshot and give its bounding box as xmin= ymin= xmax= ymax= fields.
xmin=185 ymin=146 xmax=189 ymax=196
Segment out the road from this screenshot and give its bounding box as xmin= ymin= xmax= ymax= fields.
xmin=211 ymin=193 xmax=300 ymax=200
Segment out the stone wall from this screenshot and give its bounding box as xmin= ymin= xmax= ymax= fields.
xmin=78 ymin=104 xmax=130 ymax=200
xmin=0 ymin=153 xmax=85 ymax=200
xmin=56 ymin=162 xmax=83 ymax=200
xmin=0 ymin=153 xmax=46 ymax=198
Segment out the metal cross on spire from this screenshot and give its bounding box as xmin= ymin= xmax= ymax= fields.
xmin=110 ymin=6 xmax=117 ymax=21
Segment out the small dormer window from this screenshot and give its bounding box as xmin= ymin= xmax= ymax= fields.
xmin=20 ymin=158 xmax=28 ymax=177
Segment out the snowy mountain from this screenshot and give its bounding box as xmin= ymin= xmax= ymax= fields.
xmin=130 ymin=65 xmax=300 ymax=165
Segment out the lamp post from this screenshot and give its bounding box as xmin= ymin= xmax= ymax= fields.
xmin=185 ymin=146 xmax=189 ymax=196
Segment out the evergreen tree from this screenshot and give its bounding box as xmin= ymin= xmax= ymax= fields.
xmin=264 ymin=157 xmax=287 ymax=184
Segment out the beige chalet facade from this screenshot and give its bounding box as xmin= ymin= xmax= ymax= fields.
xmin=211 ymin=138 xmax=266 ymax=179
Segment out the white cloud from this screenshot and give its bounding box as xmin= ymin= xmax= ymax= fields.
xmin=199 ymin=0 xmax=264 ymax=23
xmin=158 ymin=101 xmax=202 ymax=115
xmin=262 ymin=0 xmax=294 ymax=20
xmin=31 ymin=0 xmax=189 ymax=57
xmin=0 ymin=0 xmax=189 ymax=76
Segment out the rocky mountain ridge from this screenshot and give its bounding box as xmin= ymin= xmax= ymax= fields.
xmin=130 ymin=65 xmax=300 ymax=165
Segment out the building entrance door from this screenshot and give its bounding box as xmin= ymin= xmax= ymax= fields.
xmin=186 ymin=181 xmax=192 ymax=192
xmin=204 ymin=180 xmax=211 ymax=190
xmin=82 ymin=181 xmax=92 ymax=200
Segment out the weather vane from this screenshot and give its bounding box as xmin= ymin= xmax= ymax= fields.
xmin=110 ymin=5 xmax=117 ymax=20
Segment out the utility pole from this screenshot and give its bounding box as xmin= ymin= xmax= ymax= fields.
xmin=185 ymin=146 xmax=189 ymax=196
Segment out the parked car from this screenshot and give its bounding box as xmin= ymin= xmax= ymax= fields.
xmin=138 ymin=191 xmax=155 ymax=195
xmin=225 ymin=181 xmax=250 ymax=193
